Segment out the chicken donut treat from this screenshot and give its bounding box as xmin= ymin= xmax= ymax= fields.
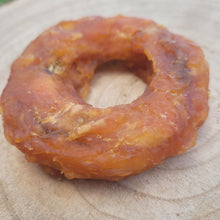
xmin=0 ymin=16 xmax=209 ymax=181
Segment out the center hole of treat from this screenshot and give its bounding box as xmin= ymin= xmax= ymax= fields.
xmin=86 ymin=60 xmax=150 ymax=108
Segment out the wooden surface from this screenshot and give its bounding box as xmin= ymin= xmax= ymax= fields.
xmin=0 ymin=0 xmax=220 ymax=219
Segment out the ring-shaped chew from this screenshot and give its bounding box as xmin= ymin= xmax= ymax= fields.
xmin=0 ymin=16 xmax=209 ymax=180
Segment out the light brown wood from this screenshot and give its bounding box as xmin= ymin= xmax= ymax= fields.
xmin=0 ymin=0 xmax=219 ymax=219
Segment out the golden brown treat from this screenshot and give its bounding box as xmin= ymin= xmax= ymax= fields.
xmin=0 ymin=16 xmax=209 ymax=181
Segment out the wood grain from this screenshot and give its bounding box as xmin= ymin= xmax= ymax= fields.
xmin=0 ymin=0 xmax=220 ymax=219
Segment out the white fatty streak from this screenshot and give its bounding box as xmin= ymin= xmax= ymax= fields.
xmin=70 ymin=118 xmax=106 ymax=140
xmin=42 ymin=103 xmax=83 ymax=124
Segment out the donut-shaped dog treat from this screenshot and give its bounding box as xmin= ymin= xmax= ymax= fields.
xmin=0 ymin=16 xmax=209 ymax=180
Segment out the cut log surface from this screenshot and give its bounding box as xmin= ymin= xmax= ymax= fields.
xmin=0 ymin=0 xmax=219 ymax=219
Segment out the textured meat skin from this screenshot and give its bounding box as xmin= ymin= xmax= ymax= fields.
xmin=0 ymin=16 xmax=209 ymax=180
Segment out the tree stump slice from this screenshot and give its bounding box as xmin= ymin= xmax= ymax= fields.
xmin=0 ymin=0 xmax=219 ymax=219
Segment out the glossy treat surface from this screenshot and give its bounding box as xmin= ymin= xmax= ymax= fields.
xmin=0 ymin=16 xmax=209 ymax=180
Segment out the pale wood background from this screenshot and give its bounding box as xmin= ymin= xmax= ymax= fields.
xmin=0 ymin=0 xmax=219 ymax=219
